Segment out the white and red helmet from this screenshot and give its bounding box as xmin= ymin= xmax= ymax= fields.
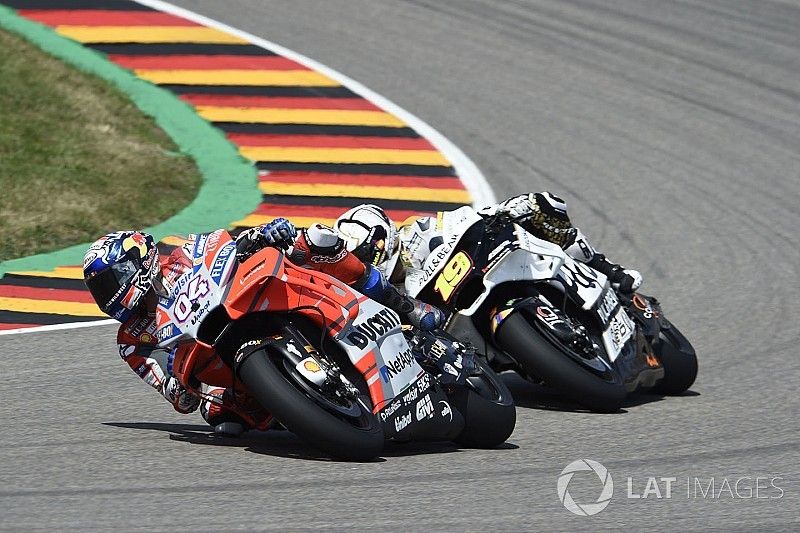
xmin=335 ymin=204 xmax=400 ymax=277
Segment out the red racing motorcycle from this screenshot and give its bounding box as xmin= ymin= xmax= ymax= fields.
xmin=156 ymin=229 xmax=515 ymax=460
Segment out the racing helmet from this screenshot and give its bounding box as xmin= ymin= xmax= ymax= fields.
xmin=335 ymin=204 xmax=400 ymax=277
xmin=83 ymin=231 xmax=159 ymax=322
xmin=525 ymin=191 xmax=574 ymax=247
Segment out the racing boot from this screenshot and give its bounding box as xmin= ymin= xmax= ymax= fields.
xmin=200 ymin=387 xmax=272 ymax=437
xmin=382 ymin=283 xmax=446 ymax=331
xmin=409 ymin=331 xmax=476 ymax=386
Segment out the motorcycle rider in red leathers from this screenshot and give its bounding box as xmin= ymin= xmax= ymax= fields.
xmin=83 ymin=220 xmax=445 ymax=436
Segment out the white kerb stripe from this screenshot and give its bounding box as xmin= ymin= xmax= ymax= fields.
xmin=0 ymin=319 xmax=117 ymax=336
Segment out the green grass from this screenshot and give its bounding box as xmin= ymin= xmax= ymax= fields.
xmin=0 ymin=28 xmax=202 ymax=261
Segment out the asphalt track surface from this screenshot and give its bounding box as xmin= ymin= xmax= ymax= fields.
xmin=2 ymin=1 xmax=799 ymax=530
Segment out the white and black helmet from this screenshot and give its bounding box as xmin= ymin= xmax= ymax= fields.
xmin=335 ymin=204 xmax=400 ymax=276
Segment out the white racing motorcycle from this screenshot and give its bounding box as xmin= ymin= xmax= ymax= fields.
xmin=404 ymin=207 xmax=698 ymax=412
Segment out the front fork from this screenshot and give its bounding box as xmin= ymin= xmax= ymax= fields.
xmin=247 ymin=327 xmax=361 ymax=402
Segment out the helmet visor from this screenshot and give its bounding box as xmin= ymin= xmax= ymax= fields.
xmin=353 ymin=225 xmax=389 ymax=266
xmin=85 ymin=260 xmax=139 ymax=310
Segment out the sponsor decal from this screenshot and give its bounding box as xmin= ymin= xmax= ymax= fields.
xmin=127 ymin=316 xmax=150 ymax=338
xmin=405 ymin=232 xmax=423 ymax=259
xmin=156 ymin=323 xmax=176 ymax=342
xmin=310 ymin=247 xmax=348 ymax=264
xmin=536 ymin=305 xmax=564 ymax=327
xmin=397 ymin=373 xmax=433 ymax=405
xmin=402 ymin=383 xmax=419 ymax=404
xmin=135 ymin=363 xmax=149 ymax=378
xmin=606 ymin=309 xmax=634 ymax=354
xmin=415 ymin=394 xmax=434 ymax=421
xmin=191 ymin=234 xmax=209 ymax=272
xmin=439 ymin=400 xmax=453 ymax=422
xmin=122 ymin=233 xmax=148 ymax=258
xmin=346 ymin=308 xmax=402 ymax=349
xmin=140 ymin=333 xmax=155 ymax=344
xmin=379 ymin=348 xmax=414 ymax=383
xmin=576 ymin=237 xmax=594 ymax=262
xmin=632 ymin=294 xmax=656 ymax=319
xmin=189 ymin=300 xmax=211 ymax=325
xmin=206 ymin=230 xmax=222 ymax=254
xmin=417 ymin=372 xmax=431 ymax=392
xmin=394 ymin=412 xmax=412 ymax=432
xmin=303 ymin=359 xmax=322 ymax=373
xmin=418 ymin=232 xmax=461 ymax=284
xmin=380 ymin=399 xmax=402 ymax=422
xmin=235 ymin=339 xmax=264 ymax=364
xmin=210 ymin=242 xmax=236 ymax=285
xmin=240 ymin=260 xmax=266 ymax=285
xmin=491 ymin=307 xmax=514 ymax=334
xmin=597 ymin=289 xmax=619 ymax=324
xmin=285 ymin=341 xmax=303 ymax=359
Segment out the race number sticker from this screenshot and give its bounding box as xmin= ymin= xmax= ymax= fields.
xmin=173 ymin=276 xmax=210 ymax=323
xmin=434 ymin=251 xmax=472 ymax=302
xmin=602 ymin=307 xmax=635 ymax=362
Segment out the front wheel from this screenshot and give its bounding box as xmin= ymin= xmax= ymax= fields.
xmin=495 ymin=313 xmax=627 ymax=412
xmin=450 ymin=358 xmax=516 ymax=448
xmin=237 ymin=346 xmax=384 ymax=461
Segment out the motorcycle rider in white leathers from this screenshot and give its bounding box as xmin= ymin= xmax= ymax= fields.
xmin=335 ymin=192 xmax=642 ymax=295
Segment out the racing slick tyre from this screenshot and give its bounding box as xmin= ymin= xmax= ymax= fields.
xmin=237 ymin=346 xmax=384 ymax=461
xmin=653 ymin=320 xmax=698 ymax=395
xmin=450 ymin=358 xmax=516 ymax=448
xmin=495 ymin=313 xmax=626 ymax=413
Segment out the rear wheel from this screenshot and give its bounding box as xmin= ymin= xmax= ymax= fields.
xmin=653 ymin=320 xmax=698 ymax=395
xmin=450 ymin=358 xmax=516 ymax=448
xmin=236 ymin=345 xmax=384 ymax=461
xmin=495 ymin=312 xmax=626 ymax=412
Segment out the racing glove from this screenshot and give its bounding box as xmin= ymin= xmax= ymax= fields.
xmin=261 ymin=218 xmax=297 ymax=249
xmin=163 ymin=376 xmax=201 ymax=414
xmin=236 ymin=218 xmax=298 ymax=260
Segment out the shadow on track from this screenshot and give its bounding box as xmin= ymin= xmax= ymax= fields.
xmin=501 ymin=373 xmax=699 ymax=413
xmin=102 ymin=422 xmax=517 ymax=462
